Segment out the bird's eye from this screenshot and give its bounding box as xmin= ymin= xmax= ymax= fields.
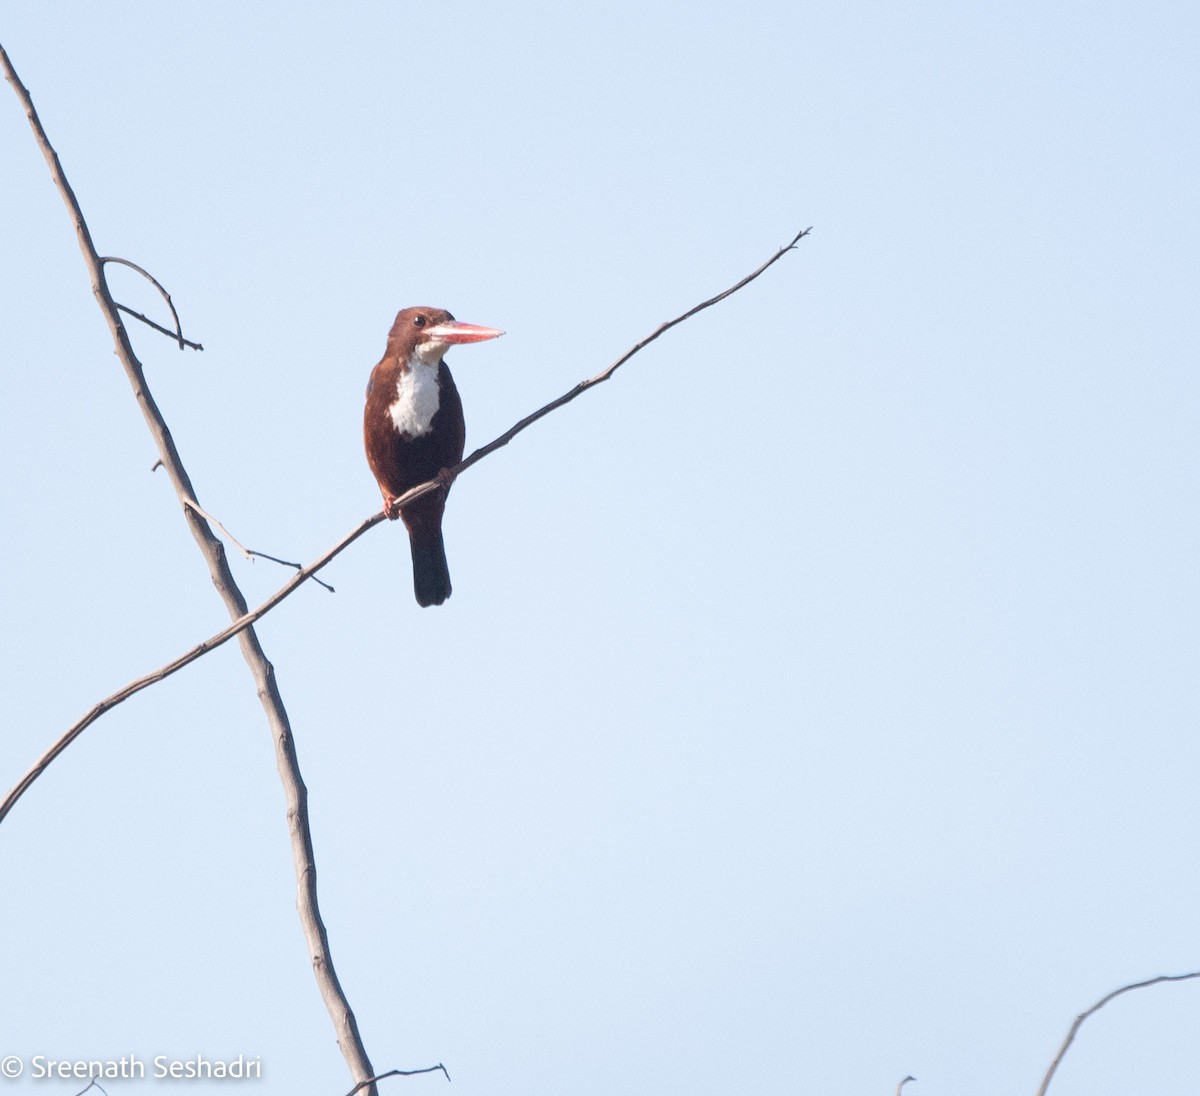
xmin=413 ymin=315 xmax=427 ymax=328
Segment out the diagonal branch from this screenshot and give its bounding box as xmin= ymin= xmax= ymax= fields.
xmin=1 ymin=226 xmax=810 ymax=825
xmin=1 ymin=42 xmax=378 ymax=1096
xmin=456 ymin=227 xmax=810 ymax=478
xmin=1036 ymin=971 xmax=1200 ymax=1096
xmin=0 ymin=511 xmax=384 ymax=826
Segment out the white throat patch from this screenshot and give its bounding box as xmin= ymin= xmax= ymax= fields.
xmin=388 ymin=353 xmax=442 ymax=437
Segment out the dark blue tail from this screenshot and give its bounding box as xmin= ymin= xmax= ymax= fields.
xmin=409 ymin=528 xmax=452 ymax=607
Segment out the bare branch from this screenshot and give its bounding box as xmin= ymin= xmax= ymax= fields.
xmin=895 ymin=1075 xmax=916 ymax=1096
xmin=2 ymin=42 xmax=377 ymax=1096
xmin=4 ymin=38 xmax=809 ymax=1092
xmin=456 ymin=227 xmax=812 ymax=477
xmin=1 ymin=225 xmax=809 ymax=824
xmin=101 ymin=255 xmax=200 ymax=350
xmin=243 ymin=546 xmax=336 ymax=592
xmin=72 ymin=1082 xmax=109 ymax=1096
xmin=1036 ymin=971 xmax=1200 ymax=1096
xmin=343 ymin=1064 xmax=451 ymax=1095
xmin=182 ymin=496 xmax=256 ymax=559
xmin=0 ymin=510 xmax=382 ymax=826
xmin=182 ymin=497 xmax=335 ymax=592
xmin=115 ymin=303 xmax=204 ymax=350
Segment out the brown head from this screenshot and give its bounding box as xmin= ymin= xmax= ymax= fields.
xmin=385 ymin=306 xmax=504 ymax=365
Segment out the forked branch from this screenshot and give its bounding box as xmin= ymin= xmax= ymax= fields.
xmin=3 ymin=37 xmax=809 ymax=1096
xmin=0 ymin=224 xmax=810 ymax=824
xmin=102 ymin=256 xmax=203 ymax=350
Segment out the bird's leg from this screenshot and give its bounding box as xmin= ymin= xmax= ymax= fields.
xmin=382 ymin=493 xmax=403 ymax=521
xmin=435 ymin=467 xmax=458 ymax=491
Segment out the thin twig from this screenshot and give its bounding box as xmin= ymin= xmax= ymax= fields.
xmin=101 ymin=255 xmax=199 ymax=350
xmin=2 ymin=42 xmax=378 ymax=1096
xmin=246 ymin=547 xmax=336 ymax=592
xmin=895 ymin=1076 xmax=916 ymax=1096
xmin=183 ymin=496 xmax=255 ymax=558
xmin=182 ymin=497 xmax=335 ymax=592
xmin=1036 ymin=971 xmax=1200 ymax=1096
xmin=456 ymin=228 xmax=811 ymax=478
xmin=115 ymin=303 xmax=204 ymax=350
xmin=343 ymin=1063 xmax=451 ymax=1095
xmin=0 ymin=227 xmax=809 ymax=825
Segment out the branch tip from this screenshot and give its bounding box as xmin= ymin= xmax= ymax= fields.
xmin=343 ymin=1063 xmax=451 ymax=1096
xmin=1036 ymin=971 xmax=1200 ymax=1096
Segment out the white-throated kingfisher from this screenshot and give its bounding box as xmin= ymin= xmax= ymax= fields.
xmin=363 ymin=306 xmax=503 ymax=606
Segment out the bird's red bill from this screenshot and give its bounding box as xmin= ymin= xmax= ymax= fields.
xmin=424 ymin=321 xmax=505 ymax=344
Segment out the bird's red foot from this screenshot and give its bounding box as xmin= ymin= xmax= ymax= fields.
xmin=383 ymin=496 xmax=402 ymax=520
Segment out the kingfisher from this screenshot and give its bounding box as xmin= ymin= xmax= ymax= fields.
xmin=363 ymin=306 xmax=503 ymax=606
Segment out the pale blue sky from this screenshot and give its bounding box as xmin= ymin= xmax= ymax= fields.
xmin=2 ymin=2 xmax=1199 ymax=1094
